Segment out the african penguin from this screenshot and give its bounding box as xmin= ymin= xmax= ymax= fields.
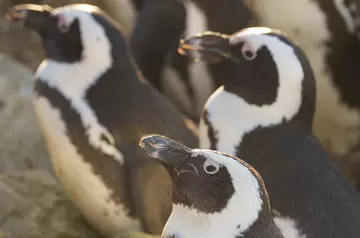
xmin=250 ymin=0 xmax=360 ymax=188
xmin=7 ymin=3 xmax=197 ymax=236
xmin=130 ymin=0 xmax=254 ymax=122
xmin=179 ymin=27 xmax=360 ymax=237
xmin=139 ymin=134 xmax=284 ymax=238
xmin=130 ymin=0 xmax=187 ymax=109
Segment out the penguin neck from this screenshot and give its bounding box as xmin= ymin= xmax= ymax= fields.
xmin=163 ymin=201 xmax=274 ymax=238
xmin=35 ymin=45 xmax=112 ymax=99
xmin=36 ymin=25 xmax=146 ymax=99
xmin=163 ymin=176 xmax=267 ymax=238
xmin=201 ymin=80 xmax=312 ymax=155
xmin=201 ymin=38 xmax=316 ymax=154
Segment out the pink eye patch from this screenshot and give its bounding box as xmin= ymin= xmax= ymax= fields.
xmin=57 ymin=14 xmax=68 ymax=32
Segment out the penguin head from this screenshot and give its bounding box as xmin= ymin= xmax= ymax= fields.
xmin=140 ymin=134 xmax=270 ymax=237
xmin=7 ymin=4 xmax=126 ymax=63
xmin=179 ymin=27 xmax=316 ymax=129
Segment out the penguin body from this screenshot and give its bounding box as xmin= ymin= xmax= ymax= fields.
xmin=34 ymin=81 xmax=140 ymax=235
xmin=8 ymin=3 xmax=197 ymax=236
xmin=102 ymin=0 xmax=139 ymax=36
xmin=140 ymin=135 xmax=284 ymax=238
xmin=251 ymin=0 xmax=360 ymax=170
xmin=130 ymin=0 xmax=253 ymax=121
xmin=179 ymin=27 xmax=360 ymax=237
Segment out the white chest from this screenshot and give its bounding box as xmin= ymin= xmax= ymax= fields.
xmin=252 ymin=0 xmax=360 ymax=156
xmin=33 ymin=96 xmax=141 ymax=236
xmin=273 ymin=213 xmax=307 ymax=238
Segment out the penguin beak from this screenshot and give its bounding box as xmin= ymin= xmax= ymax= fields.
xmin=7 ymin=4 xmax=54 ymax=32
xmin=178 ymin=32 xmax=236 ymax=63
xmin=139 ymin=135 xmax=192 ymax=166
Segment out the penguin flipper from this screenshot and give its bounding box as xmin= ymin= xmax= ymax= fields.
xmin=129 ymin=0 xmax=186 ymax=91
xmin=117 ymin=140 xmax=172 ymax=234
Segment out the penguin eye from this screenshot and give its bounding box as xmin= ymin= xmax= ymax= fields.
xmin=204 ymin=159 xmax=220 ymax=175
xmin=241 ymin=41 xmax=256 ymax=60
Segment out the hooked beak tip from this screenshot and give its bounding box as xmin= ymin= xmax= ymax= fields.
xmin=139 ymin=135 xmax=191 ymax=165
xmin=177 ymin=47 xmax=186 ymax=56
xmin=178 ymin=37 xmax=204 ymax=54
xmin=139 ymin=135 xmax=169 ymax=160
xmin=140 ymin=134 xmax=169 ymax=148
xmin=178 ymin=33 xmax=233 ymax=63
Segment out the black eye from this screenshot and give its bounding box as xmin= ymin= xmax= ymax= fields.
xmin=242 ymin=49 xmax=256 ymax=60
xmin=244 ymin=50 xmax=253 ymax=59
xmin=204 ymin=159 xmax=220 ymax=174
xmin=205 ymin=165 xmax=217 ymax=174
xmin=235 ymin=40 xmax=256 ymax=60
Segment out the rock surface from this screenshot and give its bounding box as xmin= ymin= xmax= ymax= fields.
xmin=0 ymin=53 xmax=51 ymax=173
xmin=0 ymin=170 xmax=160 ymax=238
xmin=0 ymin=169 xmax=100 ymax=238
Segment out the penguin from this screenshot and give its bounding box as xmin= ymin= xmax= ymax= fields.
xmin=248 ymin=0 xmax=360 ymax=188
xmin=139 ymin=134 xmax=284 ymax=238
xmin=130 ymin=0 xmax=254 ymax=122
xmin=7 ymin=3 xmax=197 ymax=236
xmin=129 ymin=0 xmax=187 ymax=115
xmin=178 ymin=27 xmax=360 ymax=237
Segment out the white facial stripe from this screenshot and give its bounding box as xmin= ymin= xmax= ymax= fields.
xmin=52 ymin=5 xmax=96 ymax=30
xmin=230 ymin=27 xmax=272 ymax=45
xmin=200 ymin=35 xmax=304 ymax=155
xmin=35 ymin=8 xmax=123 ymax=164
xmin=163 ymin=149 xmax=263 ymax=238
xmin=52 ymin=4 xmax=99 ymax=16
xmin=52 ymin=5 xmax=112 ymax=60
xmin=252 ymin=0 xmax=360 ymax=156
xmin=333 ymin=0 xmax=357 ymax=33
xmin=192 ymin=149 xmax=234 ymax=165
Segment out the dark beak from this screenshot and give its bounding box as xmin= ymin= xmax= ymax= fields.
xmin=6 ymin=4 xmax=54 ymax=32
xmin=139 ymin=135 xmax=192 ymax=166
xmin=178 ymin=31 xmax=236 ymax=63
